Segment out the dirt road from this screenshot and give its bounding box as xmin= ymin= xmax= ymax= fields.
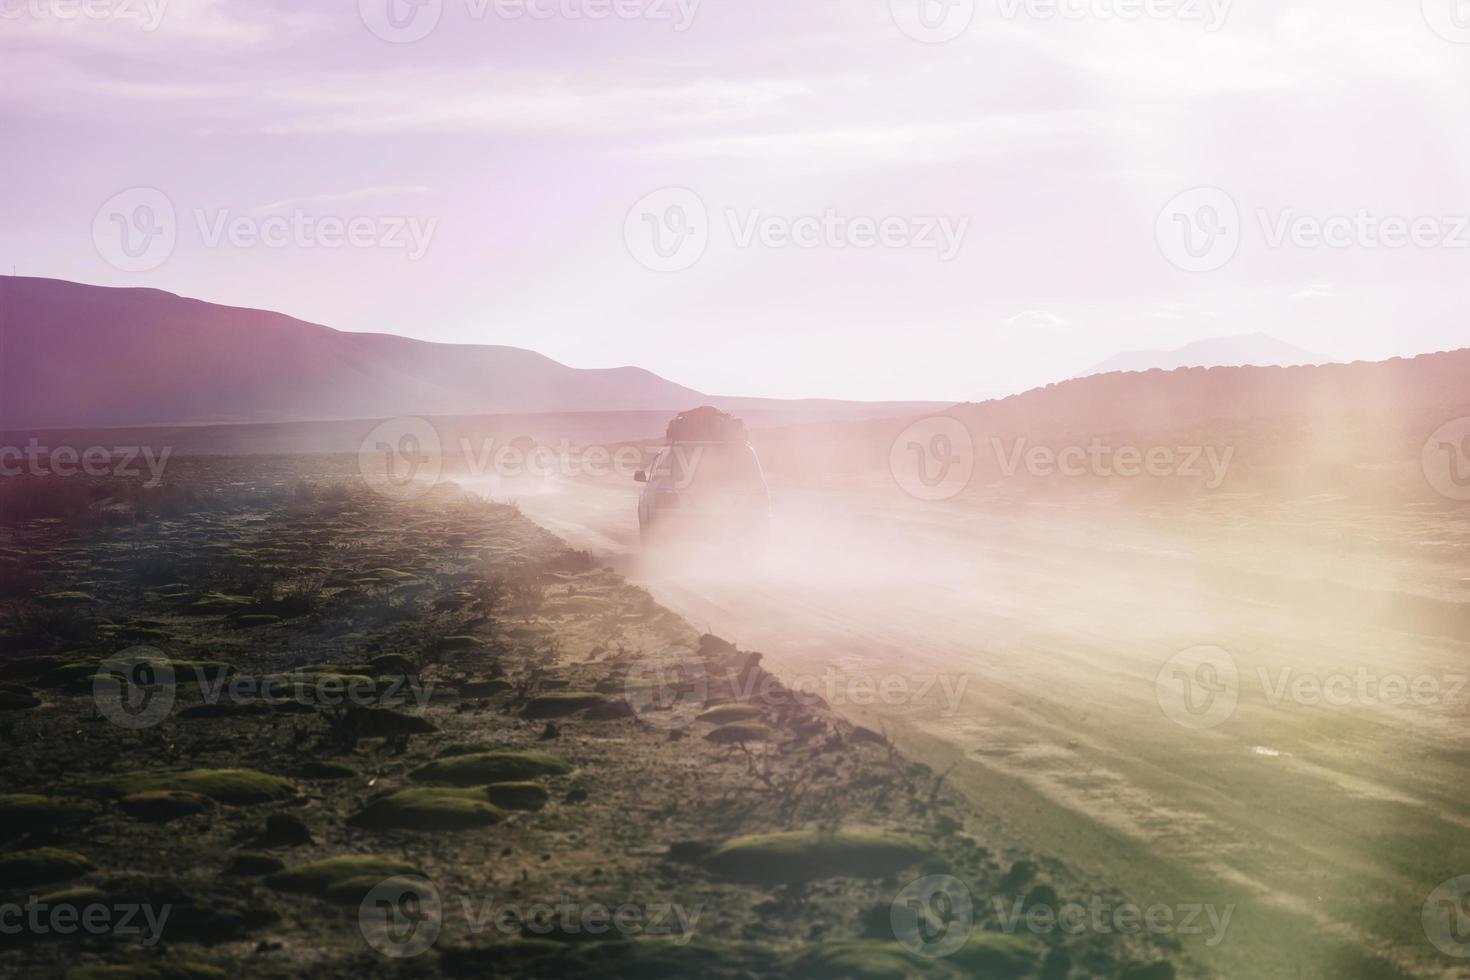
xmin=487 ymin=476 xmax=1470 ymax=980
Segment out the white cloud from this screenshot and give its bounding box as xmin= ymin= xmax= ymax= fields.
xmin=1004 ymin=310 xmax=1072 ymax=330
xmin=1290 ymin=283 xmax=1335 ymax=300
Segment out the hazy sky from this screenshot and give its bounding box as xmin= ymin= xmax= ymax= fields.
xmin=3 ymin=0 xmax=1468 ymax=401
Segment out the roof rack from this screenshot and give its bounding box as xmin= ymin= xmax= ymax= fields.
xmin=665 ymin=406 xmax=748 ymax=445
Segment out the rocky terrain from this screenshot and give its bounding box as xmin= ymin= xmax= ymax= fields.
xmin=0 ymin=456 xmax=1183 ymax=979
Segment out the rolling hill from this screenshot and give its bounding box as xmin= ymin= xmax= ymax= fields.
xmin=0 ymin=277 xmax=941 ymax=429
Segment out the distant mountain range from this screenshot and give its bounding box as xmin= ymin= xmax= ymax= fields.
xmin=1082 ymin=333 xmax=1332 ymax=378
xmin=0 ymin=277 xmax=943 ymax=430
xmin=754 ymin=345 xmax=1470 ymax=503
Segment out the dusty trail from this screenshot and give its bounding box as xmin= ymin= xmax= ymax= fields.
xmin=487 ymin=477 xmax=1470 ymax=979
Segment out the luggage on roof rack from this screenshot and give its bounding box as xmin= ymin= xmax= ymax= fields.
xmin=665 ymin=406 xmax=748 ymax=445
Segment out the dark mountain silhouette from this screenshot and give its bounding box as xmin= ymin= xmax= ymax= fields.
xmin=1081 ymin=332 xmax=1332 ymax=378
xmin=0 ymin=277 xmax=942 ymax=429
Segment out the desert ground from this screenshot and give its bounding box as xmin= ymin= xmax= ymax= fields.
xmin=0 ymin=456 xmax=1185 ymax=979
xmin=504 ymin=474 xmax=1470 ymax=980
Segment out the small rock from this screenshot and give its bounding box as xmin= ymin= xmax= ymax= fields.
xmin=255 ymin=813 xmax=313 ymax=847
xmin=224 ymin=852 xmax=286 ymax=876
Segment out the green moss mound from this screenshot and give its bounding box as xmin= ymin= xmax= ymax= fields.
xmin=119 ymin=790 xmax=214 ymax=822
xmin=0 ymin=847 xmax=96 ymax=886
xmin=94 ymin=769 xmax=297 ymax=805
xmin=221 ymin=852 xmax=284 ymax=877
xmin=38 ymin=886 xmax=108 ymax=906
xmin=484 ymin=782 xmax=550 ymax=811
xmin=703 ymin=830 xmax=930 ymax=884
xmin=1119 ymin=964 xmax=1178 ymax=980
xmin=39 ymin=591 xmax=98 ymax=607
xmin=184 ymin=593 xmax=257 ymax=615
xmin=521 ymin=692 xmax=608 ymax=719
xmin=344 ymin=707 xmax=437 ymax=736
xmin=36 ymin=661 xmax=103 ymax=689
xmin=410 ymin=751 xmax=571 ymax=786
xmin=438 ymin=635 xmax=487 ymax=651
xmin=266 ymin=855 xmax=423 ymax=898
xmin=540 ymin=939 xmax=775 ymax=980
xmin=695 ymin=703 xmax=766 ymax=725
xmin=320 ymin=872 xmax=430 ymax=905
xmin=439 ymin=939 xmax=566 ymax=975
xmin=950 ymin=933 xmax=1043 ymax=975
xmin=349 ymin=788 xmax=506 ymax=831
xmin=67 ymin=964 xmax=227 ymax=980
xmin=784 ymin=940 xmax=959 ymax=980
xmin=459 ymin=680 xmax=512 ymax=698
xmin=0 ymin=794 xmax=74 ymax=835
xmin=0 ymin=687 xmax=41 ymax=710
xmin=704 ymin=722 xmax=773 ymax=744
